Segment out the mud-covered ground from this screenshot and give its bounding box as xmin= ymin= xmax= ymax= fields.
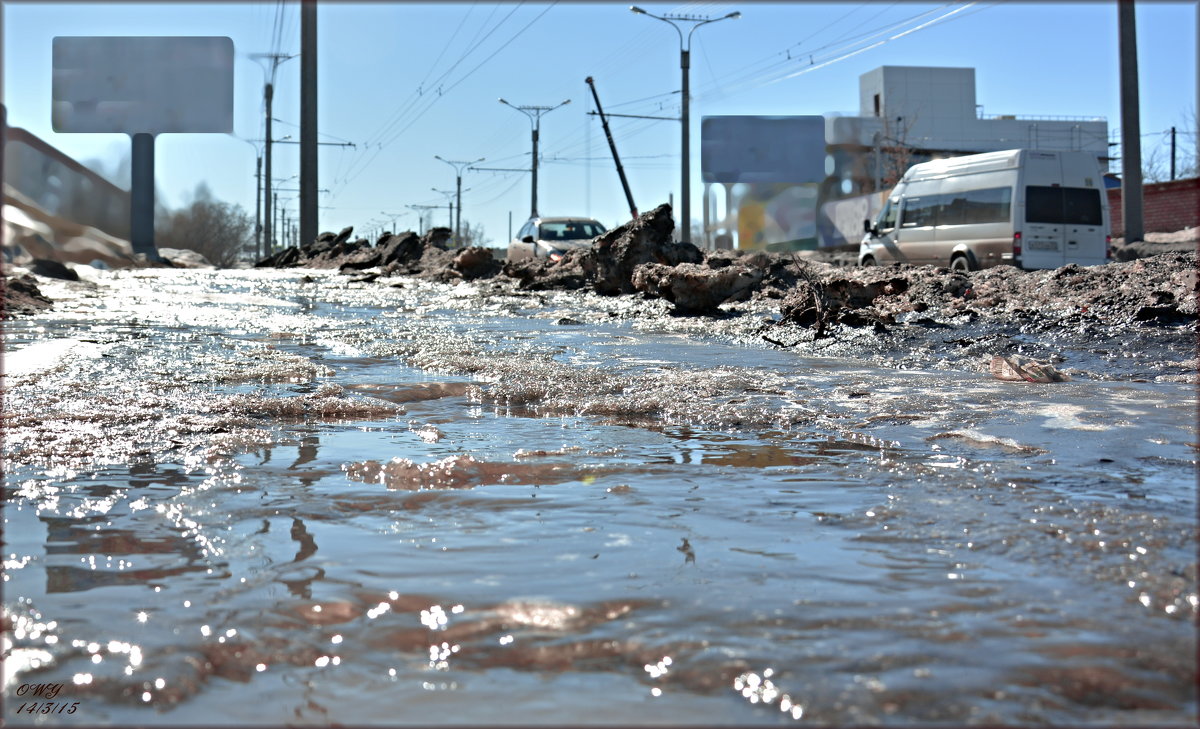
xmin=7 ymin=205 xmax=1197 ymax=382
xmin=6 ymin=205 xmax=1197 ymax=388
xmin=251 ymin=205 xmax=1198 ymax=342
xmin=195 ymin=205 xmax=1200 ymax=378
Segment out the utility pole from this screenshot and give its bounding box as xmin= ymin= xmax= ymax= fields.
xmin=300 ymin=0 xmax=318 ymax=249
xmin=254 ymin=155 xmax=263 ymax=258
xmin=631 ymin=5 xmax=740 ymax=244
xmin=264 ymin=77 xmax=277 ymax=253
xmin=434 ymin=156 xmax=483 ymax=246
xmin=250 ymin=52 xmax=298 ymax=258
xmin=498 ymin=98 xmax=570 ymax=218
xmin=1117 ymin=0 xmax=1144 ymax=243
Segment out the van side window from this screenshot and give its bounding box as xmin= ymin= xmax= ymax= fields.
xmin=940 ymin=187 xmax=1012 ymax=226
xmin=878 ymin=199 xmax=898 ymax=231
xmin=901 ymin=197 xmax=938 ymax=228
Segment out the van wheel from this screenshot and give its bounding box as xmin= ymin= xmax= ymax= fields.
xmin=860 ymin=255 xmax=877 ymax=267
xmin=950 ymin=254 xmax=973 ymax=272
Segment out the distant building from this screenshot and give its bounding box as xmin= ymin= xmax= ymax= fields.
xmin=825 ymin=66 xmax=1110 ymax=199
xmin=700 ymin=66 xmax=1112 ymax=251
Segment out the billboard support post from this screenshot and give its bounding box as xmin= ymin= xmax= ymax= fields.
xmin=130 ymin=133 xmax=156 ymax=258
xmin=52 ymin=36 xmax=234 ymax=262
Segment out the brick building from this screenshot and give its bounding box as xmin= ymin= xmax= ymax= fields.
xmin=1107 ymin=177 xmax=1200 ymax=237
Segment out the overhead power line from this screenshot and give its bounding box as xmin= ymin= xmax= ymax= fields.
xmin=331 ymin=2 xmax=558 ymax=198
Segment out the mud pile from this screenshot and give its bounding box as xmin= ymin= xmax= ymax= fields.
xmin=241 ymin=206 xmax=1200 ymax=331
xmin=1110 ymin=226 xmax=1199 ymax=261
xmin=255 ymin=225 xmax=502 ymax=283
xmin=2 ymin=274 xmax=54 ymax=317
xmin=773 ymin=251 xmax=1197 ymax=335
xmin=256 ymin=225 xmax=384 ymax=269
xmin=503 ymin=204 xmax=705 ymax=299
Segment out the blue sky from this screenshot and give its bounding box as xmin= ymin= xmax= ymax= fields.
xmin=4 ymin=1 xmax=1197 ymax=245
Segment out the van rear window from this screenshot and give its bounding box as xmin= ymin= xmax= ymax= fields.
xmin=1026 ymin=186 xmax=1103 ymax=226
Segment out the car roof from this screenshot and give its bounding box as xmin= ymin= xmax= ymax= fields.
xmin=532 ymin=216 xmax=603 ymax=225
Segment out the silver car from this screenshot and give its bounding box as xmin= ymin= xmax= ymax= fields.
xmin=507 ymin=216 xmax=607 ymax=262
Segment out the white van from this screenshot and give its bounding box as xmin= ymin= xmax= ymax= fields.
xmin=860 ymin=149 xmax=1111 ymax=271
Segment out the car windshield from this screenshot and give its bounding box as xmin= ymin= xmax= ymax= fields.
xmin=538 ymin=221 xmax=605 ymax=241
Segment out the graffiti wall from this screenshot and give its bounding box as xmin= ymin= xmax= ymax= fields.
xmin=701 ymin=116 xmax=825 ymax=252
xmin=731 ymin=183 xmax=819 ymax=251
xmin=817 ymin=189 xmax=888 ymax=248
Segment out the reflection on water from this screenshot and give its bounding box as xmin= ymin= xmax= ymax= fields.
xmin=2 ymin=268 xmax=1195 ymax=725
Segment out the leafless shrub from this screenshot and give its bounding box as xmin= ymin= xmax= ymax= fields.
xmin=157 ymin=184 xmax=254 ymax=267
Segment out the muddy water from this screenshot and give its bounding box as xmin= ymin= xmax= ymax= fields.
xmin=2 ymin=267 xmax=1195 ymax=725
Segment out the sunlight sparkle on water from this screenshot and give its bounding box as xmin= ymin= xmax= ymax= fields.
xmin=734 ymin=670 xmax=804 ymax=720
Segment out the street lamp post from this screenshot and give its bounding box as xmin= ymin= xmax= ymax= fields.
xmin=431 ymin=188 xmax=464 ymax=237
xmin=270 ymin=172 xmax=296 ymax=251
xmin=630 ymin=5 xmax=739 ymax=245
xmin=249 ymin=52 xmax=298 ymax=256
xmin=232 ymin=136 xmax=264 ymax=260
xmin=407 ymin=204 xmax=439 ymax=235
xmin=434 ymin=156 xmax=484 ymax=246
xmin=380 ymin=211 xmax=406 ymax=236
xmin=498 ymin=98 xmax=570 ymax=218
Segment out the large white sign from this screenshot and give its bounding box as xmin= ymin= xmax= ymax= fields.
xmin=52 ymin=36 xmax=234 ymax=134
xmin=701 ymin=116 xmax=825 ymax=184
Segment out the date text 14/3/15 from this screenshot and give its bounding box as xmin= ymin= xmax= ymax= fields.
xmin=17 ymin=702 xmax=81 ymax=715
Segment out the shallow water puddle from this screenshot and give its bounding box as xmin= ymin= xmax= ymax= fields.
xmin=3 ymin=268 xmax=1195 ymax=725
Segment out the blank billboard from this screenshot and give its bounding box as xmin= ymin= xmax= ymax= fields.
xmin=52 ymin=36 xmax=234 ymax=134
xmin=701 ymin=116 xmax=825 ymax=184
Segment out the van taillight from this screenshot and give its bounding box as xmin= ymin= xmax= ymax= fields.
xmin=1013 ymin=232 xmax=1023 ymax=256
xmin=1106 ymin=234 xmax=1112 ymax=260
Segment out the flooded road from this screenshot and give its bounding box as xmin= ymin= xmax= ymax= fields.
xmin=3 ymin=267 xmax=1196 ymax=725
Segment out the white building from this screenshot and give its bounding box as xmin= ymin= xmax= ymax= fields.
xmin=827 ymin=66 xmax=1109 ymax=192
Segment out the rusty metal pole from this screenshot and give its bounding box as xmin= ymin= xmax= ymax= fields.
xmin=1118 ymin=0 xmax=1144 ymax=243
xmin=300 ymin=0 xmax=318 ymax=248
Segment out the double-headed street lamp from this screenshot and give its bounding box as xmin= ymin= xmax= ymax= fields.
xmin=631 ymin=5 xmax=740 ymax=245
xmin=434 ymin=155 xmax=484 ymax=246
xmin=380 ymin=211 xmax=407 ymax=235
xmin=431 ymin=188 xmax=458 ymax=231
xmin=498 ymin=98 xmax=570 ymax=218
